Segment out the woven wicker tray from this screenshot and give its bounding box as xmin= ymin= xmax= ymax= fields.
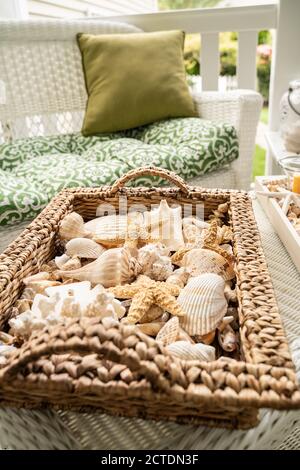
xmin=0 ymin=167 xmax=299 ymax=429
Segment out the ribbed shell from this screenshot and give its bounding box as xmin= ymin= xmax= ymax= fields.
xmin=65 ymin=238 xmax=105 ymax=259
xmin=59 ymin=247 xmax=138 ymax=288
xmin=166 ymin=341 xmax=215 ymax=362
xmin=178 ymin=273 xmax=227 ymax=335
xmin=156 ymin=316 xmax=179 ymax=346
xmin=85 ymin=214 xmax=128 ymax=240
xmin=59 ymin=212 xmax=90 ymax=240
xmin=182 ymin=248 xmax=235 ymax=281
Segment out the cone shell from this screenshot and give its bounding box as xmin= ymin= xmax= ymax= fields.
xmin=59 ymin=212 xmax=90 ymax=240
xmin=156 ymin=316 xmax=179 ymax=346
xmin=166 ymin=341 xmax=215 ymax=362
xmin=182 ymin=248 xmax=235 ymax=281
xmin=59 ymin=247 xmax=138 ymax=288
xmin=178 ymin=273 xmax=227 ymax=336
xmin=66 ymin=238 xmax=106 ymax=259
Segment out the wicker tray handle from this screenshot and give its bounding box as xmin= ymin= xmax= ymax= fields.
xmin=109 ymin=166 xmax=190 ymax=195
xmin=0 ymin=318 xmax=172 ymax=393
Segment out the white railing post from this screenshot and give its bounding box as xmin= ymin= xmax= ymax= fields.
xmin=237 ymin=31 xmax=258 ymax=90
xmin=201 ymin=32 xmax=220 ymax=91
xmin=269 ymin=0 xmax=300 ymax=131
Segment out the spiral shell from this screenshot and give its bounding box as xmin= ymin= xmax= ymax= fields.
xmin=156 ymin=316 xmax=179 ymax=346
xmin=166 ymin=341 xmax=215 ymax=362
xmin=59 ymin=212 xmax=90 ymax=240
xmin=178 ymin=273 xmax=227 ymax=336
xmin=66 ymin=238 xmax=106 ymax=259
xmin=59 ymin=247 xmax=138 ymax=288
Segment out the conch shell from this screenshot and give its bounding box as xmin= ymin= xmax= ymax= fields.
xmin=143 ymin=200 xmax=184 ymax=251
xmin=59 ymin=212 xmax=91 ymax=240
xmin=178 ymin=273 xmax=227 ymax=336
xmin=58 ymin=247 xmax=138 ymax=287
xmin=166 ymin=341 xmax=215 ymax=362
xmin=180 ymin=248 xmax=235 ymax=281
xmin=156 ymin=316 xmax=179 ymax=346
xmin=65 ymin=238 xmax=106 ymax=259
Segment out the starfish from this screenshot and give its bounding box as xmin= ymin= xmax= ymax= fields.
xmin=109 ymin=275 xmax=185 ymax=324
xmin=171 ymin=219 xmax=233 ymax=265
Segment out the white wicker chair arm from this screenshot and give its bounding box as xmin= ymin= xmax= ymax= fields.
xmin=192 ymin=89 xmax=263 ymax=190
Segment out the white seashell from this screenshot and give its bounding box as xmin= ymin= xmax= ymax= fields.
xmin=143 ymin=200 xmax=184 ymax=251
xmin=59 ymin=247 xmax=138 ymax=287
xmin=182 ymin=217 xmax=209 ymax=244
xmin=218 ymin=324 xmax=238 ymax=352
xmin=23 ymin=272 xmax=50 ymax=284
xmin=86 ymin=213 xmax=143 ymax=244
xmin=284 ymin=120 xmax=300 ymax=153
xmin=166 ymin=268 xmax=190 ymax=289
xmin=59 ymin=212 xmax=91 ymax=240
xmin=156 ymin=316 xmax=179 ymax=346
xmin=65 ymin=238 xmax=105 ymax=259
xmin=136 ymin=322 xmax=165 ymax=336
xmin=137 ymin=243 xmax=172 ymax=281
xmin=178 ymin=273 xmax=227 ymax=336
xmin=181 ymin=248 xmax=235 ymax=281
xmin=55 ymin=254 xmax=71 ymax=269
xmin=9 ymin=281 xmax=125 ymax=339
xmin=166 ymin=341 xmax=215 ymax=362
xmin=22 ymin=279 xmax=61 ymax=294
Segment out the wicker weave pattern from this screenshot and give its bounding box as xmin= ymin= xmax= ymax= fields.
xmin=0 ymin=167 xmax=299 ymax=429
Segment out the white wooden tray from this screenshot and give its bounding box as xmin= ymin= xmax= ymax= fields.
xmin=255 ymin=176 xmax=300 ymax=272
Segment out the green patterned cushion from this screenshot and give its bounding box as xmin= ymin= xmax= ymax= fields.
xmin=0 ymin=117 xmax=238 ymax=226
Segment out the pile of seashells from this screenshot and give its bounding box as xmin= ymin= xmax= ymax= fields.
xmin=264 ymin=180 xmax=300 ymax=236
xmin=0 ymin=199 xmax=240 ymax=366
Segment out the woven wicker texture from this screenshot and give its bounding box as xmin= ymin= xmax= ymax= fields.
xmin=0 ymin=193 xmax=300 ymax=449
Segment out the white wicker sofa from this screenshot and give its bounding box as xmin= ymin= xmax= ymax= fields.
xmin=0 ymin=19 xmax=262 ymax=192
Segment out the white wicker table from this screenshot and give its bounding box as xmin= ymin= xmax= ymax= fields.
xmin=0 ymin=198 xmax=300 ymax=450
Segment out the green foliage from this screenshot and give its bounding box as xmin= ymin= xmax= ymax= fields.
xmin=257 ymin=61 xmax=271 ymax=104
xmin=258 ymin=30 xmax=272 ymax=45
xmin=252 ymin=145 xmax=266 ymax=180
xmin=158 ymin=0 xmax=220 ymax=9
xmin=220 ymin=48 xmax=236 ymax=76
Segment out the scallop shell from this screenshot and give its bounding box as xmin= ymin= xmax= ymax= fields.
xmin=166 ymin=268 xmax=190 ymax=289
xmin=166 ymin=341 xmax=215 ymax=362
xmin=59 ymin=246 xmax=138 ymax=287
xmin=66 ymin=238 xmax=106 ymax=259
xmin=59 ymin=212 xmax=90 ymax=240
xmin=143 ymin=200 xmax=184 ymax=251
xmin=156 ymin=316 xmax=179 ymax=346
xmin=181 ymin=248 xmax=235 ymax=281
xmin=178 ymin=273 xmax=227 ymax=336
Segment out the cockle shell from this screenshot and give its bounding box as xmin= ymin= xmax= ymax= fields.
xmin=166 ymin=341 xmax=215 ymax=362
xmin=59 ymin=212 xmax=91 ymax=240
xmin=166 ymin=268 xmax=190 ymax=289
xmin=178 ymin=273 xmax=227 ymax=336
xmin=65 ymin=238 xmax=106 ymax=259
xmin=59 ymin=247 xmax=138 ymax=288
xmin=156 ymin=316 xmax=179 ymax=346
xmin=143 ymin=200 xmax=184 ymax=251
xmin=181 ymin=248 xmax=235 ymax=281
xmin=182 ymin=217 xmax=209 ymax=244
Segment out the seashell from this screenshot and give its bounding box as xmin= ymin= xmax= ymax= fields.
xmin=217 ymin=225 xmax=233 ymax=244
xmin=55 ymin=254 xmax=71 ymax=269
xmin=166 ymin=268 xmax=190 ymax=289
xmin=166 ymin=341 xmax=215 ymax=362
xmin=9 ymin=281 xmax=125 ymax=339
xmin=151 ymin=257 xmax=173 ymax=281
xmin=23 ymin=272 xmax=50 ymax=284
xmin=178 ymin=273 xmax=227 ymax=336
xmin=193 ymin=331 xmax=216 ymax=345
xmin=160 ymin=312 xmax=170 ymax=323
xmin=59 ymin=212 xmax=91 ymax=240
xmin=284 ymin=120 xmax=300 ymax=153
xmin=20 ymin=287 xmax=36 ymax=301
xmin=182 ymin=217 xmax=209 ymax=244
xmin=59 ymin=247 xmax=138 ymax=288
xmin=181 ymin=248 xmax=235 ymax=281
xmin=59 ymin=257 xmax=81 ymax=272
xmin=177 ymin=327 xmax=194 ymax=343
xmin=87 ymin=213 xmax=139 ymax=245
xmin=224 ymin=282 xmax=237 ymax=303
xmin=23 ymin=279 xmax=61 ymax=294
xmin=15 ymin=298 xmax=32 ymax=313
xmin=136 ymin=322 xmax=165 ymax=336
xmin=65 ymin=238 xmax=106 ymax=259
xmin=140 ymin=305 xmax=164 ymax=323
xmin=156 ymin=316 xmax=179 ymax=346
xmin=136 ymin=243 xmax=172 ymax=281
xmin=218 ymin=324 xmax=237 ymax=352
xmin=143 ymin=200 xmax=184 ymax=251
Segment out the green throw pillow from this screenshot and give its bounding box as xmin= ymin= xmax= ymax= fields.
xmin=77 ymin=30 xmax=197 ymax=135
